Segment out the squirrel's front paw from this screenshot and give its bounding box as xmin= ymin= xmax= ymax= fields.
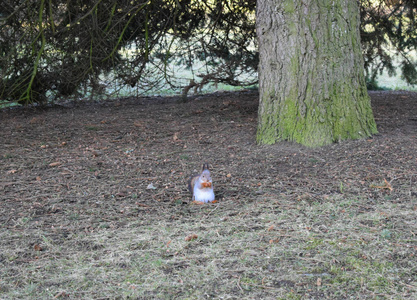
xmin=201 ymin=182 xmax=212 ymax=188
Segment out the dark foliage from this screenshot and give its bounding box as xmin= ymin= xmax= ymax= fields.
xmin=361 ymin=0 xmax=417 ymax=86
xmin=0 ymin=0 xmax=416 ymax=104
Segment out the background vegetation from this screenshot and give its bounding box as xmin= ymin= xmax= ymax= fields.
xmin=1 ymin=0 xmax=416 ymax=105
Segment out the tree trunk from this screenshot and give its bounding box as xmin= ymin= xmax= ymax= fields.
xmin=256 ymin=0 xmax=378 ymax=147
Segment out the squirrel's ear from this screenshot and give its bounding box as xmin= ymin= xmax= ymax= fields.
xmin=202 ymin=163 xmax=209 ymax=171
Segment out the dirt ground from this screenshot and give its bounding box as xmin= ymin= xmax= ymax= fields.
xmin=1 ymin=90 xmax=416 ymax=298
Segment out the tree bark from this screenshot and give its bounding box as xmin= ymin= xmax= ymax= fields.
xmin=256 ymin=0 xmax=378 ymax=147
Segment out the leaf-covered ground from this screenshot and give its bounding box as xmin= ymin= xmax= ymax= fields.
xmin=1 ymin=90 xmax=416 ymax=299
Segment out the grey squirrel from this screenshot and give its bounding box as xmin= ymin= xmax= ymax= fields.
xmin=188 ymin=163 xmax=215 ymax=203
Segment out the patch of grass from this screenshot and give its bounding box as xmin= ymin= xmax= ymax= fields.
xmin=0 ymin=100 xmax=20 ymax=109
xmin=85 ymin=126 xmax=99 ymax=131
xmin=2 ymin=193 xmax=415 ymax=299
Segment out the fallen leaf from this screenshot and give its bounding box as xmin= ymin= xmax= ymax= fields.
xmin=173 ymin=132 xmax=179 ymax=141
xmin=29 ymin=117 xmax=40 ymax=124
xmin=185 ymin=234 xmax=198 ymax=241
xmin=383 ymin=178 xmax=393 ymax=191
xmin=7 ymin=169 xmax=17 ymax=174
xmin=91 ymin=150 xmax=103 ymax=157
xmin=226 ymin=173 xmax=232 ymax=178
xmin=54 ymin=291 xmax=69 ymax=298
xmin=370 ymin=178 xmax=393 ymax=191
xmin=267 ymin=225 xmax=274 ymax=232
xmin=317 ymin=277 xmax=322 ymax=286
xmin=146 ymin=183 xmax=157 ymax=190
xmin=49 ymin=162 xmax=61 ymax=167
xmin=34 ymin=244 xmax=42 ymax=251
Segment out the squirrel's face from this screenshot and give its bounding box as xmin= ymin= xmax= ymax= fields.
xmin=200 ymin=170 xmax=212 ymax=183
